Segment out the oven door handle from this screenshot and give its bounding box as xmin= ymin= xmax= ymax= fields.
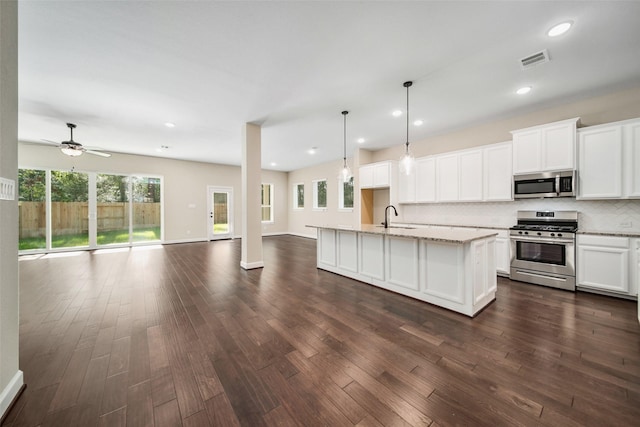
xmin=511 ymin=236 xmax=574 ymax=244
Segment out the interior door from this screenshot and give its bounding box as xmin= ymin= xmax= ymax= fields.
xmin=207 ymin=186 xmax=233 ymax=240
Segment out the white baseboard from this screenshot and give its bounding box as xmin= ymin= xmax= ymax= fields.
xmin=240 ymin=260 xmax=264 ymax=270
xmin=163 ymin=238 xmax=208 ymax=245
xmin=287 ymin=232 xmax=317 ymax=239
xmin=1 ymin=370 xmax=23 ymax=420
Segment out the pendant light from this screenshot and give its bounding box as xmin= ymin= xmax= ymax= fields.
xmin=339 ymin=110 xmax=352 ymax=182
xmin=399 ymin=81 xmax=415 ymax=175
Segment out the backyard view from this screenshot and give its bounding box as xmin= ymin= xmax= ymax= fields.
xmin=18 ymin=169 xmax=162 ymax=250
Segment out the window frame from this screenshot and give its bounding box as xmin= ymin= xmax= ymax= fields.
xmin=261 ymin=183 xmax=274 ymax=223
xmin=293 ymin=182 xmax=304 ymax=210
xmin=312 ymin=179 xmax=327 ymax=211
xmin=338 ymin=176 xmax=354 ymax=211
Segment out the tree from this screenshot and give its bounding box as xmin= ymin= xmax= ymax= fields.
xmin=18 ymin=169 xmax=46 ymax=201
xmin=51 ymin=171 xmax=88 ymax=202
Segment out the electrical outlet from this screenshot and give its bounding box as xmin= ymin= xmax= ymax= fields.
xmin=619 ymin=221 xmax=632 ymax=228
xmin=0 ymin=177 xmax=15 ymax=200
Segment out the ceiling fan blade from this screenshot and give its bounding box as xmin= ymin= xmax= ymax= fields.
xmin=39 ymin=139 xmax=62 ymax=146
xmin=85 ymin=150 xmax=111 ymax=158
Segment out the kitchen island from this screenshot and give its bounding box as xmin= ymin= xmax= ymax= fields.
xmin=307 ymin=224 xmax=498 ymax=317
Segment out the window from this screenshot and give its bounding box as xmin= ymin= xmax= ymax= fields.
xmin=18 ymin=168 xmax=163 ymax=252
xmin=313 ymin=179 xmax=327 ymax=210
xmin=261 ymin=183 xmax=273 ymax=222
xmin=293 ymin=183 xmax=304 ymax=209
xmin=18 ymin=169 xmax=46 ymax=250
xmin=339 ymin=176 xmax=354 ymax=210
xmin=51 ymin=170 xmax=89 ymax=248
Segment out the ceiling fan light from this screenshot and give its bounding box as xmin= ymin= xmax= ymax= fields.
xmin=61 ymin=146 xmax=82 ymax=157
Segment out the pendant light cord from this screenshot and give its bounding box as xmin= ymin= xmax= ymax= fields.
xmin=342 ymin=110 xmax=348 ymax=166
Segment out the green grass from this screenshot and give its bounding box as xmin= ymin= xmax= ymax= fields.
xmin=214 ymin=223 xmax=229 ymax=233
xmin=19 ymin=226 xmax=161 ymax=250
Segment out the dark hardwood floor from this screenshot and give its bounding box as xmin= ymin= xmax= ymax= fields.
xmin=5 ymin=235 xmax=640 ymax=426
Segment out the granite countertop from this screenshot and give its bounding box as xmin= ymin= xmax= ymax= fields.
xmin=577 ymin=230 xmax=640 ymax=238
xmin=399 ymin=222 xmax=508 ymax=230
xmin=306 ymin=224 xmax=498 ymax=244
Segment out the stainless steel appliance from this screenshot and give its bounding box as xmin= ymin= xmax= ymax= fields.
xmin=510 ymin=210 xmax=578 ymax=291
xmin=513 ymin=170 xmax=575 ymax=199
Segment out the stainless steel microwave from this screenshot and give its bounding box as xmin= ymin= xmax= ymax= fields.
xmin=513 ymin=170 xmax=576 ymax=199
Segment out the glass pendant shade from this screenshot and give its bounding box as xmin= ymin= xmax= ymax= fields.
xmin=399 ymin=144 xmax=415 ymax=176
xmin=340 ymin=161 xmax=352 ymax=182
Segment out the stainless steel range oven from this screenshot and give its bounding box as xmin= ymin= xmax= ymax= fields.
xmin=510 ymin=210 xmax=578 ymax=291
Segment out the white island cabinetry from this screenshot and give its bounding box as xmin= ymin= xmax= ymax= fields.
xmin=311 ymin=225 xmax=497 ymax=317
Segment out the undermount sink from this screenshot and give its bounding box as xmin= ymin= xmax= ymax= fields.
xmin=375 ymin=225 xmax=416 ymax=229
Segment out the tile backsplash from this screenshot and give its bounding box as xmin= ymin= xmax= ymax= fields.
xmin=399 ymin=198 xmax=640 ymax=233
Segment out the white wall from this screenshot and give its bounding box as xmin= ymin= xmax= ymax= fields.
xmin=0 ymin=0 xmax=22 ymax=419
xmin=18 ymin=144 xmax=289 ymax=243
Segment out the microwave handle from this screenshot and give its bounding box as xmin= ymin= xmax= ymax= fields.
xmin=555 ymin=174 xmax=560 ymax=196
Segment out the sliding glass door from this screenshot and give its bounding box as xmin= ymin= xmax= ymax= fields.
xmin=18 ymin=169 xmax=163 ymax=252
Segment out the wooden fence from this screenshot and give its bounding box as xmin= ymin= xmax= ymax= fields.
xmin=18 ymin=202 xmax=161 ymax=238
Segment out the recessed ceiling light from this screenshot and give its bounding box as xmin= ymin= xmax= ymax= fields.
xmin=547 ymin=20 xmax=573 ymax=37
xmin=413 ymin=119 xmax=424 ymax=126
xmin=392 ymin=110 xmax=403 ymax=117
xmin=270 ymin=162 xmax=277 ymax=166
xmin=516 ymin=86 xmax=532 ymax=95
xmin=357 ymin=138 xmax=365 ymax=144
xmin=164 ymin=122 xmax=175 ymax=128
xmin=307 ymin=147 xmax=317 ymax=155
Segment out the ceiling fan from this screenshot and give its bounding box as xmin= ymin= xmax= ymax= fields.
xmin=42 ymin=123 xmax=111 ymax=158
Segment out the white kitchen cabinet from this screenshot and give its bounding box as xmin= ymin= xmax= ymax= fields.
xmin=577 ymin=118 xmax=640 ymax=200
xmin=577 ymin=124 xmax=623 ymax=199
xmin=359 ymin=161 xmax=391 ymax=189
xmin=577 ymin=234 xmax=635 ymax=296
xmin=483 ymin=142 xmax=513 ymax=201
xmin=625 ymin=120 xmax=640 ymax=198
xmin=436 ymin=153 xmax=459 ymax=202
xmin=458 ymin=149 xmax=483 ymax=201
xmin=512 ymin=118 xmax=579 ymax=174
xmin=397 ymin=163 xmax=416 ymax=203
xmin=415 ymin=157 xmax=437 ymax=202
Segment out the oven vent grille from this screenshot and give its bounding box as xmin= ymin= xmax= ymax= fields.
xmin=520 ymin=49 xmax=550 ymax=69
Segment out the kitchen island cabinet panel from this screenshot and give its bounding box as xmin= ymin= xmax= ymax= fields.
xmin=337 ymin=230 xmax=358 ymax=273
xmin=421 ymin=242 xmax=465 ymax=304
xmin=386 ymin=236 xmax=420 ymax=291
xmin=318 ymin=228 xmax=336 ymax=266
xmin=359 ymin=233 xmax=384 ymax=280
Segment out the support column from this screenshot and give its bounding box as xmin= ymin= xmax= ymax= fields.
xmin=240 ymin=123 xmax=264 ymax=270
xmin=0 ymin=0 xmax=24 ymax=420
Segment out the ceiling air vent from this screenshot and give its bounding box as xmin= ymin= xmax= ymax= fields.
xmin=520 ymin=49 xmax=550 ymax=69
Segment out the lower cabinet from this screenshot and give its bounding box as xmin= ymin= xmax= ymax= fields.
xmin=477 ymin=228 xmax=510 ymax=276
xmin=577 ymin=234 xmax=638 ymax=297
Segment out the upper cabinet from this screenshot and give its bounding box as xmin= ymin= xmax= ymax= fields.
xmin=483 ymin=142 xmax=513 ymax=201
xmin=512 ymin=118 xmax=579 ymax=175
xmin=360 ymin=161 xmax=392 ymax=189
xmin=577 ymin=118 xmax=640 ymax=200
xmin=398 ymin=142 xmax=511 ymax=204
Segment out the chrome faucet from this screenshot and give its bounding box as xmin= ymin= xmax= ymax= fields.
xmin=383 ymin=205 xmax=398 ymax=228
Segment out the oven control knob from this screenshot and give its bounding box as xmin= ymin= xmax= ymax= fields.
xmin=550 ymin=233 xmax=555 ymax=237
xmin=518 ymin=231 xmax=523 ymax=235
xmin=558 ymin=233 xmax=563 ymax=237
xmin=524 ymin=231 xmax=528 ymax=235
xmin=537 ymin=232 xmax=542 ymax=236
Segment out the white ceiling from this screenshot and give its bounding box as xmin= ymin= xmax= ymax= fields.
xmin=17 ymin=1 xmax=640 ymax=171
